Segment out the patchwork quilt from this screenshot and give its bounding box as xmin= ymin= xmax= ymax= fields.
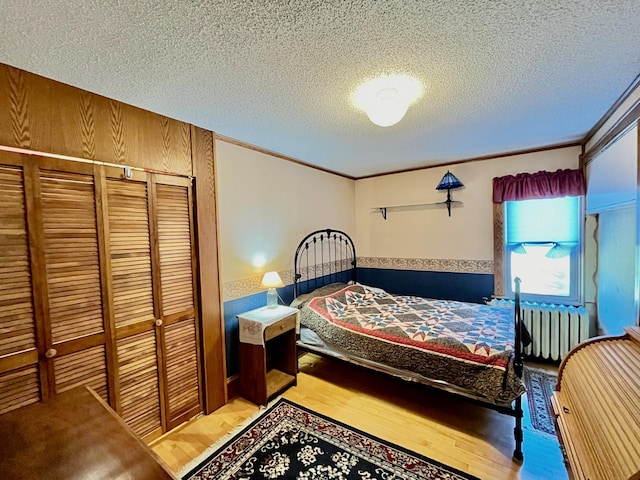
xmin=299 ymin=285 xmax=524 ymax=404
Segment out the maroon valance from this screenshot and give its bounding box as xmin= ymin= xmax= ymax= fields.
xmin=492 ymin=168 xmax=585 ymax=204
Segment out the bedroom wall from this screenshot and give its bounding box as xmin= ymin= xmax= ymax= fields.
xmin=215 ymin=139 xmax=355 ymax=376
xmin=583 ymin=71 xmax=640 ymax=333
xmin=596 ymin=206 xmax=636 ymax=335
xmin=354 ymin=146 xmax=581 ymax=303
xmin=586 ymin=125 xmax=637 ymax=213
xmin=585 ymin=124 xmax=639 ymax=334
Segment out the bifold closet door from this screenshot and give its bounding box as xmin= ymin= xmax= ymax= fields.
xmin=37 ymin=165 xmax=112 ymax=402
xmin=103 ymin=168 xmax=202 ymax=438
xmin=0 ymin=154 xmax=201 ymax=437
xmin=103 ymin=170 xmax=163 ymax=438
xmin=0 ymin=155 xmax=40 ymax=414
xmin=153 ymin=178 xmax=202 ymax=430
xmin=0 ymin=153 xmax=113 ymax=415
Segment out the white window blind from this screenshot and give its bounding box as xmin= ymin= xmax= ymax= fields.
xmin=506 ymin=196 xmax=580 ymax=245
xmin=505 ymin=196 xmax=581 ymax=301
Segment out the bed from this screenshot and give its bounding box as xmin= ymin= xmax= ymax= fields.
xmin=292 ymin=228 xmax=528 ymax=461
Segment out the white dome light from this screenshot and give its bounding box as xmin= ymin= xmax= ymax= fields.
xmin=352 ymin=74 xmax=423 ymax=127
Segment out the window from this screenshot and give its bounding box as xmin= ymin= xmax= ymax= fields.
xmin=504 ymin=196 xmax=581 ymax=302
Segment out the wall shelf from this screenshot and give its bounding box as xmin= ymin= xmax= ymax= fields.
xmin=372 ymin=200 xmax=463 ymax=220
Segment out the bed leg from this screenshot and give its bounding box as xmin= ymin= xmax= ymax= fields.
xmin=512 ymin=396 xmax=524 ymax=463
xmin=511 ymin=277 xmax=524 ymax=462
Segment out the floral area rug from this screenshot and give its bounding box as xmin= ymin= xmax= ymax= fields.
xmin=524 ymin=366 xmax=558 ymax=436
xmin=181 ymin=398 xmax=479 ymax=480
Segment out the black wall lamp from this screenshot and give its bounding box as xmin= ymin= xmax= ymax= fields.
xmin=435 ymin=171 xmax=464 ymax=216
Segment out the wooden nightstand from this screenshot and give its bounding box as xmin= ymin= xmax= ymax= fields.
xmin=238 ymin=305 xmax=298 ymax=405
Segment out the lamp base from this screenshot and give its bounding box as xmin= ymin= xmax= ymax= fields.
xmin=266 ymin=288 xmax=278 ymax=308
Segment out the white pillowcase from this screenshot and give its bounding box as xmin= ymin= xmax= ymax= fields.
xmin=353 ymin=282 xmax=386 ymax=294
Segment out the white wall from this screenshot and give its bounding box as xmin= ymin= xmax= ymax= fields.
xmin=584 ymin=124 xmax=638 ymax=333
xmin=597 ymin=206 xmax=637 ymax=335
xmin=586 ymin=125 xmax=637 ymax=213
xmin=216 ymin=140 xmax=355 ymax=289
xmin=355 ymin=146 xmax=581 ymax=260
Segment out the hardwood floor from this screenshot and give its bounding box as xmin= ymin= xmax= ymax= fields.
xmin=152 ymin=354 xmax=567 ymax=479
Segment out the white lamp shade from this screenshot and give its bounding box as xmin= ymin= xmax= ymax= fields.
xmin=261 ymin=271 xmax=284 ymax=288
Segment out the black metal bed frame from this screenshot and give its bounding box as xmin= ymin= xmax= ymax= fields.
xmin=293 ymin=228 xmax=526 ymax=462
xmin=293 ymin=228 xmax=357 ymax=298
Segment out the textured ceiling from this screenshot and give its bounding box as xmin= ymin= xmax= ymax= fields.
xmin=1 ymin=1 xmax=640 ymax=177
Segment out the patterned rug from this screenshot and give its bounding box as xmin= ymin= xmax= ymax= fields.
xmin=181 ymin=398 xmax=479 ymax=480
xmin=524 ymin=367 xmax=558 ymax=436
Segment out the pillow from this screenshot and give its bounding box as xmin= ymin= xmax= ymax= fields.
xmin=354 ymin=282 xmax=387 ymax=294
xmin=290 ymin=283 xmax=348 ymax=309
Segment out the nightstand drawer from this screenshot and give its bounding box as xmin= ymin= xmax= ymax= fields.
xmin=264 ymin=314 xmax=296 ymax=341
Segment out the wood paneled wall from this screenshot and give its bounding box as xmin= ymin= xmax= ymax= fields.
xmin=0 ymin=64 xmax=191 ymax=176
xmin=0 ymin=63 xmax=225 ymax=414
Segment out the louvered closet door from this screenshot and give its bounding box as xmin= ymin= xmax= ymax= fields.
xmin=153 ymin=177 xmax=202 ymax=429
xmin=0 ymin=154 xmax=113 ymax=415
xmin=0 ymin=154 xmax=40 ymax=415
xmin=103 ymin=169 xmax=201 ymax=437
xmin=35 ymin=163 xmax=111 ymax=402
xmin=0 ymin=156 xmax=201 ymax=435
xmin=104 ymin=171 xmax=163 ymax=439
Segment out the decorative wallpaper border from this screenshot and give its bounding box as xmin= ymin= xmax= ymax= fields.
xmin=222 ymin=269 xmax=294 ymax=302
xmin=222 ymin=257 xmax=494 ymax=301
xmin=357 ymin=257 xmax=494 ymax=274
xmin=222 ymin=261 xmax=348 ymax=301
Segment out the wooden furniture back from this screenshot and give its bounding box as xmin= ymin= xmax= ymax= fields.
xmin=552 ymin=327 xmax=640 ymax=480
xmin=0 ymin=386 xmax=178 ymax=479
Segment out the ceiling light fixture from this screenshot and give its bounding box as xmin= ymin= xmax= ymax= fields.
xmin=352 ymin=74 xmax=423 ymax=127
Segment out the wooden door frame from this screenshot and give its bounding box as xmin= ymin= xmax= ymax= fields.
xmin=191 ymin=127 xmax=227 ymax=413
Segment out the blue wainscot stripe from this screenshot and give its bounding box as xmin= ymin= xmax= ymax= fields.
xmin=356 ymin=267 xmax=494 ymax=305
xmin=223 ymin=284 xmax=296 ymax=377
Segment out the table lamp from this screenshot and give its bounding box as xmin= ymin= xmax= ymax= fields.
xmin=261 ymin=271 xmax=284 ymax=308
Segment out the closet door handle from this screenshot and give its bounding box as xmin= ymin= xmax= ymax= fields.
xmin=45 ymin=348 xmax=57 ymax=359
xmin=155 ymin=319 xmax=163 ymax=327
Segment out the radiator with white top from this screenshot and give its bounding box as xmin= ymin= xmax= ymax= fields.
xmin=490 ymin=299 xmax=591 ymax=361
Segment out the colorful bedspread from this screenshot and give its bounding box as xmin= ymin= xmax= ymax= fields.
xmin=299 ymin=284 xmax=524 ymax=404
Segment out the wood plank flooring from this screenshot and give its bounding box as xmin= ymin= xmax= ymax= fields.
xmin=152 ymin=354 xmax=567 ymax=480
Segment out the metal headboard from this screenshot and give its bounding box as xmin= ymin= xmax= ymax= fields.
xmin=293 ymin=228 xmax=356 ymax=298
